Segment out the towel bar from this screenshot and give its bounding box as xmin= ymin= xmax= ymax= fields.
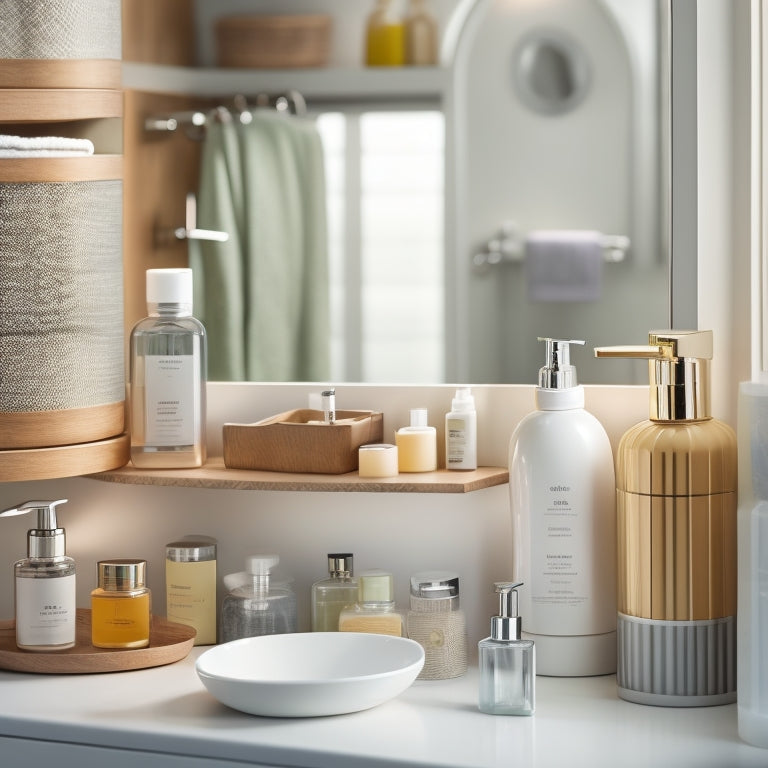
xmin=472 ymin=221 xmax=629 ymax=271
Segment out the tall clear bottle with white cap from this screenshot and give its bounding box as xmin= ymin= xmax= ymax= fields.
xmin=508 ymin=337 xmax=616 ymax=676
xmin=445 ymin=387 xmax=477 ymax=470
xmin=130 ymin=268 xmax=207 ymax=468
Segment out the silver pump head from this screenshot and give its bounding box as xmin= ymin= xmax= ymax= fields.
xmin=538 ymin=337 xmax=584 ymax=389
xmin=490 ymin=581 xmax=523 ymax=641
xmin=0 ymin=499 xmax=69 ymax=559
xmin=327 ymin=552 xmax=353 ymax=577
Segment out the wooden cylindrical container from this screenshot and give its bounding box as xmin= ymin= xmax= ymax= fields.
xmin=0 ymin=157 xmax=125 ymax=451
xmin=0 ymin=0 xmax=122 ymax=89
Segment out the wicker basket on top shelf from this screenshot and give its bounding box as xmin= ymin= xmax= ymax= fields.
xmin=215 ymin=14 xmax=332 ymax=69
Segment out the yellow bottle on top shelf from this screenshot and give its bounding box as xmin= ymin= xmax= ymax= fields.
xmin=365 ymin=0 xmax=405 ymax=67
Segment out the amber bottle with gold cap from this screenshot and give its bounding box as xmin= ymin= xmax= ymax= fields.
xmin=595 ymin=330 xmax=737 ymax=706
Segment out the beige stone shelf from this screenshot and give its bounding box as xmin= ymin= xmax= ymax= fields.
xmin=89 ymin=457 xmax=509 ymax=493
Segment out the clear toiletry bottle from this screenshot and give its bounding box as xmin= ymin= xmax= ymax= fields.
xmin=509 ymin=337 xmax=616 ymax=676
xmin=407 ymin=571 xmax=468 ymax=680
xmin=0 ymin=499 xmax=76 ymax=651
xmin=339 ymin=569 xmax=404 ymax=636
xmin=396 ymin=408 xmax=437 ymax=472
xmin=445 ymin=387 xmax=477 ymax=470
xmin=130 ymin=267 xmax=207 ymax=469
xmin=166 ymin=535 xmax=217 ymax=645
xmin=365 ymin=0 xmax=405 ymax=67
xmin=405 ymin=0 xmax=438 ymax=66
xmin=311 ymin=553 xmax=358 ymax=632
xmin=737 ymin=381 xmax=768 ymax=747
xmin=220 ymin=555 xmax=297 ymax=643
xmin=91 ymin=559 xmax=151 ymax=649
xmin=478 ymin=582 xmax=535 ymax=716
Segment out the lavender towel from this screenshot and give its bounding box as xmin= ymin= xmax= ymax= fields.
xmin=525 ymin=230 xmax=603 ymax=302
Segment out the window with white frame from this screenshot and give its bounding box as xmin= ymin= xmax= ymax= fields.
xmin=317 ymin=110 xmax=445 ymax=383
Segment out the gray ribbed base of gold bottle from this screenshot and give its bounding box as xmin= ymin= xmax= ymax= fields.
xmin=616 ymin=612 xmax=736 ymax=707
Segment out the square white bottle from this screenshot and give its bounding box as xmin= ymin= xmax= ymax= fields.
xmin=478 ymin=581 xmax=535 ymax=716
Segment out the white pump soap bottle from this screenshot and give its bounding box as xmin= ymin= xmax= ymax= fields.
xmin=0 ymin=499 xmax=76 ymax=651
xmin=508 ymin=338 xmax=616 ymax=676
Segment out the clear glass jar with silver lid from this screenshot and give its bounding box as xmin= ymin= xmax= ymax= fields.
xmin=406 ymin=570 xmax=468 ymax=679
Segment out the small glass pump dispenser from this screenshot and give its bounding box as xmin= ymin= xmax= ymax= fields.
xmin=338 ymin=570 xmax=404 ymax=636
xmin=311 ymin=553 xmax=358 ymax=632
xmin=0 ymin=499 xmax=76 ymax=651
xmin=91 ymin=559 xmax=151 ymax=649
xmin=130 ymin=268 xmax=207 ymax=469
xmin=220 ymin=555 xmax=297 ymax=642
xmin=478 ymin=582 xmax=535 ymax=716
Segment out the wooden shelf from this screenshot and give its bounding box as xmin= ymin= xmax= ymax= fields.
xmin=0 ymin=89 xmax=123 ymax=122
xmin=89 ymin=457 xmax=508 ymax=493
xmin=122 ymin=62 xmax=449 ymax=104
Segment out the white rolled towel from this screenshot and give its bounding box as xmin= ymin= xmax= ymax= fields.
xmin=525 ymin=229 xmax=603 ymax=302
xmin=0 ymin=134 xmax=95 ymax=158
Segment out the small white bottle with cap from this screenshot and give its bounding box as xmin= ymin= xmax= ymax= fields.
xmin=130 ymin=268 xmax=207 ymax=468
xmin=445 ymin=387 xmax=477 ymax=470
xmin=478 ymin=581 xmax=535 ymax=716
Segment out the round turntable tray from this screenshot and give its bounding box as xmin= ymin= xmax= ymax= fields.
xmin=0 ymin=608 xmax=196 ymax=674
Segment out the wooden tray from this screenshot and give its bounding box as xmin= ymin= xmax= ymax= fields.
xmin=0 ymin=609 xmax=196 ymax=674
xmin=223 ymin=409 xmax=384 ymax=474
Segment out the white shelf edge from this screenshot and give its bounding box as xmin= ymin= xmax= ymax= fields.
xmin=121 ymin=62 xmax=450 ymax=103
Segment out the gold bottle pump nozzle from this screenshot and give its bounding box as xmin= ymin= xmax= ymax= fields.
xmin=594 ymin=330 xmax=712 ymax=421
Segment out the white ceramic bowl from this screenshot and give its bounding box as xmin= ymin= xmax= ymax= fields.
xmin=195 ymin=632 xmax=425 ymax=717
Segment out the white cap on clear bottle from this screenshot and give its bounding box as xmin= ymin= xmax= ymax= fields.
xmin=146 ymin=268 xmax=193 ymax=315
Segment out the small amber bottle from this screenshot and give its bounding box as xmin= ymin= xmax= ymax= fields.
xmin=91 ymin=559 xmax=151 ymax=649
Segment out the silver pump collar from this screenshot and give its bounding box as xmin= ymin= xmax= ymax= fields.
xmin=0 ymin=499 xmax=69 ymax=559
xmin=538 ymin=337 xmax=584 ymax=389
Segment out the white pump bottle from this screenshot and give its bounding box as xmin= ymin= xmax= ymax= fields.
xmin=508 ymin=338 xmax=616 ymax=676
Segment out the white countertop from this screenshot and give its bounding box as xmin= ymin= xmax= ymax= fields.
xmin=0 ymin=647 xmax=765 ymax=768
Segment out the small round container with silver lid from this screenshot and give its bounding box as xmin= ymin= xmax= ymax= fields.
xmin=406 ymin=570 xmax=468 ymax=679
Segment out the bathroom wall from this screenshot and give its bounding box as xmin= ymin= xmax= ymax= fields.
xmin=0 ymin=382 xmax=647 ymax=660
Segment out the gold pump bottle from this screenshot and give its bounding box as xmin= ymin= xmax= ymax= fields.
xmin=595 ymin=330 xmax=737 ymax=706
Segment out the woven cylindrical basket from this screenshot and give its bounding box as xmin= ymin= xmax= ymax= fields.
xmin=0 ymin=157 xmax=125 ymax=451
xmin=215 ymin=14 xmax=332 ymax=69
xmin=0 ymin=0 xmax=121 ymax=88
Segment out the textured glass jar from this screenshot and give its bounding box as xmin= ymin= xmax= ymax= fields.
xmin=406 ymin=570 xmax=467 ymax=679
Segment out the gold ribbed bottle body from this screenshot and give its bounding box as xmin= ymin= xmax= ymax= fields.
xmin=616 ymin=419 xmax=737 ymax=622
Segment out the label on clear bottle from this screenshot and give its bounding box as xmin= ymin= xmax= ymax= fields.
xmin=16 ymin=575 xmax=76 ymax=647
xmin=144 ymin=356 xmax=197 ymax=446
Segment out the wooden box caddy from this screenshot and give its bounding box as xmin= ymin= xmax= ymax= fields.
xmin=223 ymin=409 xmax=384 ymax=474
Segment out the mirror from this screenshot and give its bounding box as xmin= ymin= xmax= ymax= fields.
xmin=135 ymin=0 xmax=692 ymax=386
